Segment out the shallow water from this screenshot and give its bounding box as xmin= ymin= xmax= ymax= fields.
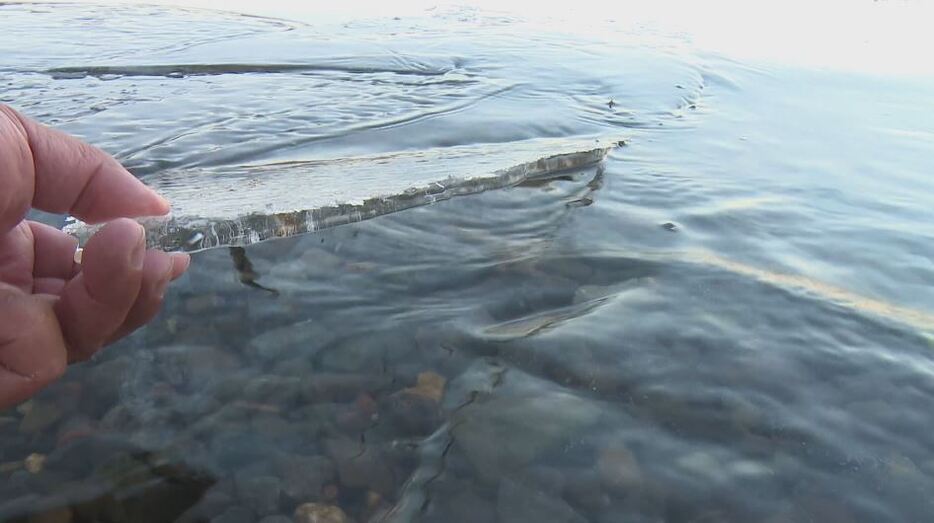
xmin=2 ymin=3 xmax=934 ymax=523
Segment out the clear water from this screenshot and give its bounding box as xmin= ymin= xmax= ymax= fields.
xmin=2 ymin=3 xmax=933 ymax=523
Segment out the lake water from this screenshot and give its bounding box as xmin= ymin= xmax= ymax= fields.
xmin=2 ymin=2 xmax=933 ymax=522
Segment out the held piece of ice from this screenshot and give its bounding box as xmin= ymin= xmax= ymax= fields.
xmin=62 ymin=137 xmax=622 ymax=253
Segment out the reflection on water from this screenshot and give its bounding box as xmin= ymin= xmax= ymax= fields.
xmin=3 ymin=2 xmax=934 ymax=523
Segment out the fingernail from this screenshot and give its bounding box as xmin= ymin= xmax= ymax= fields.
xmin=171 ymin=252 xmax=191 ymax=277
xmin=156 ymin=271 xmax=173 ymax=299
xmin=129 ymin=224 xmax=146 ymax=270
xmin=156 ymin=194 xmax=171 ymax=214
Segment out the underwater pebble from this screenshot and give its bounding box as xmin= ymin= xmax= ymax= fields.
xmin=0 ymin=460 xmax=22 ymax=474
xmin=274 ymin=454 xmax=336 ymax=502
xmin=497 ymin=477 xmax=587 ymax=523
xmin=334 ymin=405 xmax=375 ymax=435
xmin=792 ymin=495 xmax=857 ymax=523
xmin=382 ymin=387 xmax=442 ymax=437
xmin=757 ymin=514 xmax=797 ymax=523
xmin=249 ymin=320 xmax=339 ymax=361
xmin=451 ymin=386 xmax=602 ymax=482
xmin=28 ymin=507 xmax=73 ymax=523
xmin=243 ymin=375 xmax=304 ymax=405
xmin=597 ymin=440 xmax=643 ymax=493
xmin=24 ymin=453 xmax=46 ymax=474
xmin=0 ymin=416 xmax=18 ymax=431
xmin=18 ymin=401 xmax=63 ymax=433
xmin=563 ymin=468 xmax=611 ymax=512
xmin=293 ymin=502 xmax=349 ymax=523
xmin=55 ymin=414 xmax=95 ymax=447
xmin=47 ymin=381 xmax=83 ymax=412
xmin=404 ymin=371 xmax=446 ymax=402
xmin=366 ymin=490 xmax=382 ymax=510
xmin=325 ymin=437 xmax=395 ymax=495
xmin=258 ymin=516 xmax=294 ymax=523
xmin=729 ymin=460 xmax=772 ymax=478
xmin=676 ymin=451 xmax=725 ymax=483
xmin=235 ymin=474 xmax=282 ymax=516
xmin=300 ymin=373 xmax=390 ymax=403
xmin=321 ymin=484 xmax=339 ymax=501
xmin=424 ymin=486 xmax=497 ymax=523
xmin=184 ymin=294 xmax=223 ymax=315
xmin=211 ymin=506 xmax=255 ymax=523
xmin=729 ymin=397 xmax=764 ymax=432
xmin=884 ymin=452 xmax=924 ymax=481
xmin=516 ymin=465 xmax=566 ymax=495
xmin=177 ymin=486 xmax=235 ymax=522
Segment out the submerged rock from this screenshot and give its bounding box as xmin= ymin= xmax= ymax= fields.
xmin=176 ymin=484 xmax=235 ymax=523
xmin=18 ymin=400 xmax=63 ymax=433
xmin=274 ymin=454 xmax=336 ymax=503
xmin=81 ymin=356 xmax=132 ymax=410
xmin=249 ymin=319 xmax=339 ymax=362
xmin=55 ymin=414 xmax=95 ymax=447
xmin=211 ymin=506 xmax=255 ymax=523
xmin=404 ymin=371 xmax=446 ymax=402
xmin=324 ymin=437 xmax=395 ymax=496
xmin=496 ymin=477 xmax=587 ymax=523
xmin=300 ymin=373 xmax=390 ymax=403
xmin=258 ymin=516 xmax=294 ymax=523
xmin=335 ymin=393 xmax=379 ymax=434
xmin=294 ymin=502 xmax=349 ymax=523
xmin=515 ymin=465 xmax=566 ymax=495
xmin=24 ymin=453 xmax=46 ymax=474
xmin=451 ymin=386 xmax=602 ymax=480
xmin=381 ymin=389 xmax=441 ymax=436
xmin=0 ymin=415 xmax=18 ymax=431
xmin=44 ymin=434 xmax=140 ymax=474
xmin=318 ymin=332 xmax=410 ymax=374
xmin=421 ymin=486 xmax=496 ymax=523
xmin=209 ymin=429 xmax=269 ymax=469
xmin=563 ymin=468 xmax=610 ymax=513
xmin=242 ymin=375 xmax=304 ymax=406
xmin=596 ymin=439 xmax=643 ymax=493
xmin=235 ymin=474 xmax=282 ymax=516
xmin=29 ymin=506 xmax=73 ymax=523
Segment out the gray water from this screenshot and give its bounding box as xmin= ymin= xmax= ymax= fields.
xmin=2 ymin=3 xmax=934 ymax=523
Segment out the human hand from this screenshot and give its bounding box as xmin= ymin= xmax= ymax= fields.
xmin=0 ymin=104 xmax=189 ymax=409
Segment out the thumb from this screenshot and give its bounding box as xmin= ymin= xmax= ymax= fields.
xmin=54 ymin=218 xmax=145 ymax=362
xmin=0 ymin=283 xmax=68 ymax=410
xmin=0 ymin=284 xmax=67 ymax=410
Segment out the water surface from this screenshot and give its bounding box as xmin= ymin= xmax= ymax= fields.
xmin=1 ymin=3 xmax=933 ymax=523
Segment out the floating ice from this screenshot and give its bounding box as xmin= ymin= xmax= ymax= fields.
xmin=63 ymin=137 xmax=620 ymax=252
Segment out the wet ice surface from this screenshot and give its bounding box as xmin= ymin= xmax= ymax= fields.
xmin=3 ymin=3 xmax=934 ymax=523
xmin=62 ymin=141 xmax=616 ymax=252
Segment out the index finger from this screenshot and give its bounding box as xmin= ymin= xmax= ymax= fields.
xmin=0 ymin=104 xmax=169 ymax=234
